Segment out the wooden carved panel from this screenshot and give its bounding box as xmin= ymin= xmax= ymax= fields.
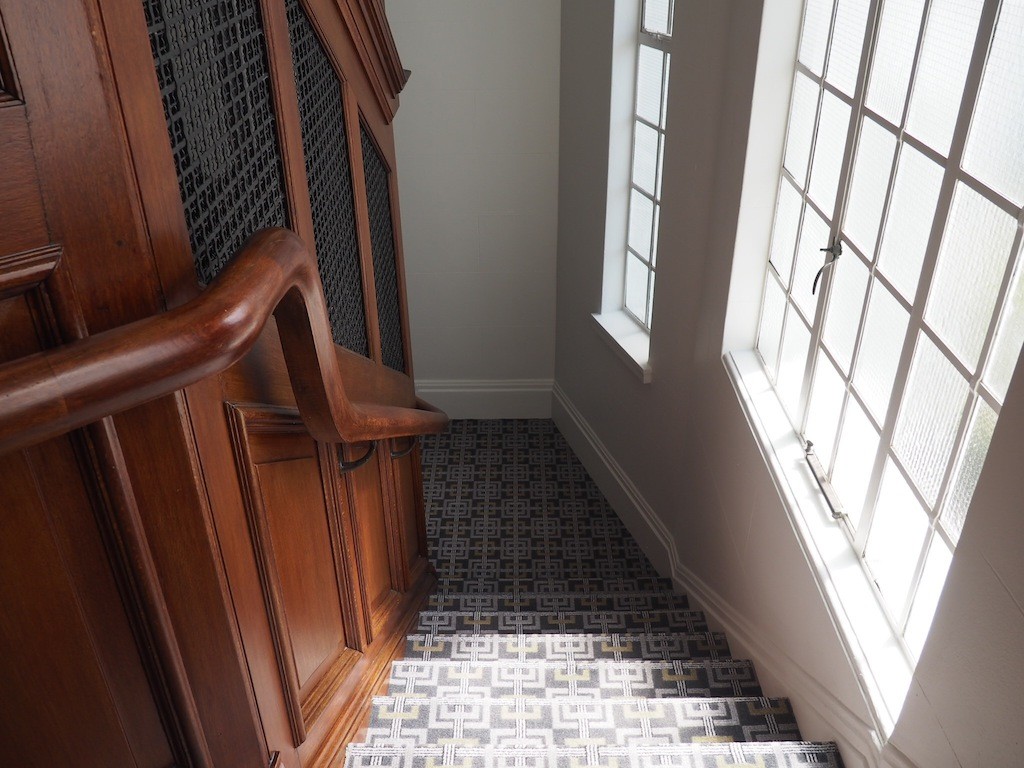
xmin=227 ymin=404 xmax=361 ymax=746
xmin=344 ymin=446 xmax=401 ymax=634
xmin=0 ymin=248 xmax=176 ymax=766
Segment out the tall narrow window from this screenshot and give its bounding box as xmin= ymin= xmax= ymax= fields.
xmin=756 ymin=0 xmax=1024 ymax=658
xmin=624 ymin=0 xmax=673 ymax=330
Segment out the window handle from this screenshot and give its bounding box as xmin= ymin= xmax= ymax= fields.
xmin=812 ymin=238 xmax=843 ymax=295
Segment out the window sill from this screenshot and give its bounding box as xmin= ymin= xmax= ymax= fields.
xmin=592 ymin=311 xmax=652 ymax=384
xmin=724 ymin=349 xmax=914 ymax=740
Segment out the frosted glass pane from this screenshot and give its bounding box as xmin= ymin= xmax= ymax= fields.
xmin=926 ymin=184 xmax=1017 ymax=370
xmin=636 ymin=46 xmax=665 ymax=127
xmin=758 ymin=277 xmax=788 ymax=379
xmin=827 ymin=0 xmax=870 ymax=95
xmin=941 ymin=398 xmax=996 ymax=543
xmin=866 ymin=461 xmax=930 ymax=617
xmin=823 ymin=251 xmax=870 ymax=373
xmin=806 ymin=351 xmax=847 ymax=469
xmin=632 ymin=121 xmax=660 ymax=197
xmin=893 ymin=335 xmax=970 ymax=504
xmin=963 ymin=0 xmax=1024 ymax=206
xmin=854 ymin=280 xmax=910 ymax=421
xmin=770 ymin=180 xmax=804 ymax=286
xmin=905 ymin=0 xmax=984 ymax=155
xmin=777 ymin=308 xmax=812 ymax=424
xmin=625 ymin=253 xmax=650 ymax=322
xmin=809 ymin=91 xmax=852 ymax=215
xmin=905 ymin=539 xmax=953 ymax=657
xmin=793 ymin=207 xmax=831 ymax=320
xmin=628 ymin=189 xmax=654 ymax=261
xmin=799 ymin=0 xmax=834 ymax=76
xmin=866 ymin=0 xmax=926 ymax=125
xmin=985 ymin=259 xmax=1024 ymax=402
xmin=877 ymin=144 xmax=944 ymax=301
xmin=643 ymin=0 xmax=672 ymax=35
xmin=844 ymin=118 xmax=898 ymax=257
xmin=784 ymin=74 xmax=820 ymax=187
xmin=832 ymin=399 xmax=880 ymax=529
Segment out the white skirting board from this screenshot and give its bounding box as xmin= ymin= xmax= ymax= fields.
xmin=415 ymin=379 xmax=553 ymax=419
xmin=551 ymin=381 xmax=918 ymax=768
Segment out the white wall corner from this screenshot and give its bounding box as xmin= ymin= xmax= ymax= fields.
xmin=551 ymin=380 xmax=910 ymax=768
xmin=416 ymin=379 xmax=553 ymax=419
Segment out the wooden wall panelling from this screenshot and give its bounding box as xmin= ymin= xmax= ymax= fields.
xmin=0 ymin=248 xmax=180 ymax=766
xmin=1 ymin=2 xmax=272 ymax=758
xmin=79 ymin=0 xmax=434 ymax=762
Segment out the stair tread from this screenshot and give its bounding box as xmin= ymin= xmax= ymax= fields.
xmin=387 ymin=658 xmax=760 ymax=700
xmin=372 ymin=694 xmax=787 ymax=705
xmin=364 ymin=695 xmax=800 ymax=747
xmin=391 ymin=659 xmax=752 ymax=669
xmin=434 ymin=577 xmax=675 ymax=595
xmin=405 ymin=631 xmax=731 ymax=663
xmin=345 ymin=741 xmax=844 ymax=767
xmin=415 ymin=609 xmax=708 ymax=635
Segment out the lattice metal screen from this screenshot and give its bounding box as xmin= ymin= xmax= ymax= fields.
xmin=285 ymin=0 xmax=369 ymax=356
xmin=143 ymin=0 xmax=288 ymax=284
xmin=361 ymin=126 xmax=406 ymax=373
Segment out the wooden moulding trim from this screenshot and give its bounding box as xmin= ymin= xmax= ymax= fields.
xmin=0 ymin=228 xmax=449 ymax=455
xmin=225 ymin=403 xmax=310 ymax=746
xmin=356 ymin=0 xmax=407 ymax=97
xmin=0 ymin=244 xmax=62 ymax=300
xmin=338 ymin=0 xmax=407 ymax=122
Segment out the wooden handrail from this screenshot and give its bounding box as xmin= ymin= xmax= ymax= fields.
xmin=0 ymin=228 xmax=448 ymax=455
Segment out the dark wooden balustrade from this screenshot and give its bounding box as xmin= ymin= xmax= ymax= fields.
xmin=0 ymin=227 xmax=447 ymax=455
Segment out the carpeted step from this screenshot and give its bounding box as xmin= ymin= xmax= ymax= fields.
xmin=415 ymin=609 xmax=709 ymax=635
xmin=404 ymin=632 xmax=730 ymax=662
xmin=386 ymin=659 xmax=761 ymax=699
xmin=434 ymin=575 xmax=676 ymax=595
xmin=364 ymin=696 xmax=800 ymax=747
xmin=345 ymin=741 xmax=845 ymax=767
xmin=427 ymin=590 xmax=690 ymax=612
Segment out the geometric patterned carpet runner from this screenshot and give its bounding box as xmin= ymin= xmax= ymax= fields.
xmin=344 ymin=420 xmax=845 ymax=766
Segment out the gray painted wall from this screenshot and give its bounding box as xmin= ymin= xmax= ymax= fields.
xmin=386 ymin=0 xmax=1024 ymax=764
xmin=554 ymin=1 xmax=1024 ymax=767
xmin=388 ymin=0 xmax=560 ymax=418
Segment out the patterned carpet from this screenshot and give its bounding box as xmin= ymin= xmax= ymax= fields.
xmin=421 ymin=420 xmax=665 ymax=594
xmin=344 ymin=420 xmax=844 ymax=767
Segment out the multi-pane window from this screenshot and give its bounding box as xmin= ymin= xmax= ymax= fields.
xmin=624 ymin=0 xmax=673 ymax=330
xmin=757 ymin=0 xmax=1024 ymax=658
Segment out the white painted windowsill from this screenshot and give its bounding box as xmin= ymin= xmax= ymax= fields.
xmin=724 ymin=349 xmax=915 ymax=743
xmin=592 ymin=310 xmax=652 ymax=384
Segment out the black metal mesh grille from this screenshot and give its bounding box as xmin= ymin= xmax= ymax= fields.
xmin=285 ymin=0 xmax=369 ymax=356
xmin=143 ymin=0 xmax=288 ymax=284
xmin=361 ymin=127 xmax=406 ymax=373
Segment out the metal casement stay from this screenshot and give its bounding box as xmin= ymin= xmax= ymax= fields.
xmin=804 ymin=440 xmax=845 ymax=520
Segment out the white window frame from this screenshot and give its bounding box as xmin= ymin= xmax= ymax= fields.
xmin=593 ymin=0 xmax=676 ymax=382
xmin=622 ymin=5 xmax=673 ymax=330
xmin=727 ymin=0 xmax=1024 ymax=737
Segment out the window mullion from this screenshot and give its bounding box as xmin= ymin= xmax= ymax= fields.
xmin=798 ymin=0 xmax=884 ymax=440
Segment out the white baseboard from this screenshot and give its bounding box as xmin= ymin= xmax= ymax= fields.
xmin=551 ymin=381 xmax=915 ymax=768
xmin=415 ymin=379 xmax=553 ymax=419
